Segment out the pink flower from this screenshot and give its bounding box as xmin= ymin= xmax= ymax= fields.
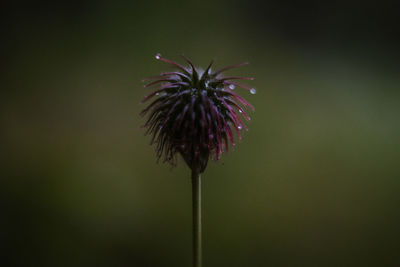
xmin=141 ymin=54 xmax=255 ymax=173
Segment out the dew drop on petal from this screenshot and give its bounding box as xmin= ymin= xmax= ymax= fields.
xmin=238 ymin=125 xmax=242 ymax=130
xmin=156 ymin=93 xmax=160 ymax=96
xmin=229 ymin=84 xmax=235 ymax=90
xmin=239 ymin=109 xmax=243 ymax=113
xmin=250 ymin=88 xmax=257 ymax=94
xmin=155 ymin=53 xmax=161 ymax=59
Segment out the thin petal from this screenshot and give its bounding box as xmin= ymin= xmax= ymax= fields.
xmin=212 ymin=62 xmax=248 ymax=76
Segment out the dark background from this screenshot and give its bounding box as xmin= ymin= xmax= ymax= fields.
xmin=2 ymin=1 xmax=400 ymax=266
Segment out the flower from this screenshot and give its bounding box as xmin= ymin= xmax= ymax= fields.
xmin=141 ymin=54 xmax=255 ymax=173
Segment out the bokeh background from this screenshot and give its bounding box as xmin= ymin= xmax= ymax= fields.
xmin=2 ymin=1 xmax=400 ymax=266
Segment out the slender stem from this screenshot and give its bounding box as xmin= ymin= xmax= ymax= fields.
xmin=192 ymin=168 xmax=202 ymax=267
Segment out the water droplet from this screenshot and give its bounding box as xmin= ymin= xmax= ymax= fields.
xmin=238 ymin=125 xmax=242 ymax=130
xmin=156 ymin=93 xmax=160 ymax=96
xmin=155 ymin=53 xmax=161 ymax=59
xmin=250 ymin=88 xmax=256 ymax=94
xmin=229 ymin=84 xmax=235 ymax=90
xmin=239 ymin=109 xmax=243 ymax=113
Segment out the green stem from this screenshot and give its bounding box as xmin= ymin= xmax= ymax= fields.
xmin=192 ymin=168 xmax=202 ymax=267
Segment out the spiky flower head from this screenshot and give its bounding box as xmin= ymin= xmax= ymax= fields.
xmin=141 ymin=54 xmax=255 ymax=173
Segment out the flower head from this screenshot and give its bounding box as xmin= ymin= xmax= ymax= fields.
xmin=141 ymin=54 xmax=255 ymax=173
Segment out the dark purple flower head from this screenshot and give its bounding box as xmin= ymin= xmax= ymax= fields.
xmin=141 ymin=54 xmax=255 ymax=173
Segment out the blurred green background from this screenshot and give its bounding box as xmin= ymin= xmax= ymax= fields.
xmin=2 ymin=1 xmax=400 ymax=266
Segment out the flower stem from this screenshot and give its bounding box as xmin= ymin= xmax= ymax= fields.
xmin=192 ymin=168 xmax=202 ymax=267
